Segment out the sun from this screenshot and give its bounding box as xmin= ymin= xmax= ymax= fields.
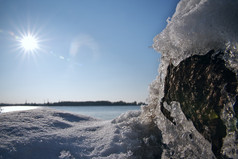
xmin=20 ymin=34 xmax=39 ymax=52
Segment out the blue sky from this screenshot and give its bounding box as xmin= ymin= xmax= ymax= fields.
xmin=0 ymin=0 xmax=179 ymax=103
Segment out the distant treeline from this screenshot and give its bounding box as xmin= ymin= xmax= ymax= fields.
xmin=0 ymin=101 xmax=146 ymax=106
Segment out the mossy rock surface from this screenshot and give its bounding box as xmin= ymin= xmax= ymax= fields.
xmin=162 ymin=50 xmax=238 ymax=159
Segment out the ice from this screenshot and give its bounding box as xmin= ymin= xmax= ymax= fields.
xmin=155 ymin=102 xmax=216 ymax=158
xmin=59 ymin=150 xmax=75 ymax=159
xmin=153 ymin=0 xmax=238 ymax=72
xmin=150 ymin=0 xmax=238 ymax=106
xmin=150 ymin=0 xmax=238 ymax=118
xmin=147 ymin=0 xmax=238 ymax=158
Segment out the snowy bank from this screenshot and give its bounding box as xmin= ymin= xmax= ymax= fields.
xmin=0 ymin=108 xmax=162 ymax=159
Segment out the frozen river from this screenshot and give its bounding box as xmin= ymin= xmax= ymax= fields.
xmin=0 ymin=105 xmax=141 ymax=120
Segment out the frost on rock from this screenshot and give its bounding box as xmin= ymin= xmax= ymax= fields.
xmin=146 ymin=0 xmax=238 ymax=158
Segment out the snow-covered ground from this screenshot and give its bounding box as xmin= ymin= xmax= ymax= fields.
xmin=0 ymin=108 xmax=162 ymax=159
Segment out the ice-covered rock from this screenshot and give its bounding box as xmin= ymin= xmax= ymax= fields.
xmin=153 ymin=0 xmax=238 ymax=71
xmin=162 ymin=50 xmax=237 ymax=158
xmin=146 ymin=0 xmax=238 ymax=158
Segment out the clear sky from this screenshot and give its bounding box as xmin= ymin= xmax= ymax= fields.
xmin=0 ymin=0 xmax=180 ymax=104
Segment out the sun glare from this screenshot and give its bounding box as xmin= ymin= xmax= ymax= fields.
xmin=20 ymin=34 xmax=39 ymax=52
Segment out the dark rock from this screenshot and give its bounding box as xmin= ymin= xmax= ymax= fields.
xmin=162 ymin=50 xmax=238 ymax=159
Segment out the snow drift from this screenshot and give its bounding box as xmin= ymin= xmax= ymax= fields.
xmin=0 ymin=108 xmax=162 ymax=159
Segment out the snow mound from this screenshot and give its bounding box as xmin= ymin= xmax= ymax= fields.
xmin=0 ymin=108 xmax=163 ymax=158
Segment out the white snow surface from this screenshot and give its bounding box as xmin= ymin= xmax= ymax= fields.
xmin=0 ymin=108 xmax=161 ymax=159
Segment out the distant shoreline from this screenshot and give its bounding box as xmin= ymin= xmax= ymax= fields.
xmin=0 ymin=100 xmax=146 ymax=107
